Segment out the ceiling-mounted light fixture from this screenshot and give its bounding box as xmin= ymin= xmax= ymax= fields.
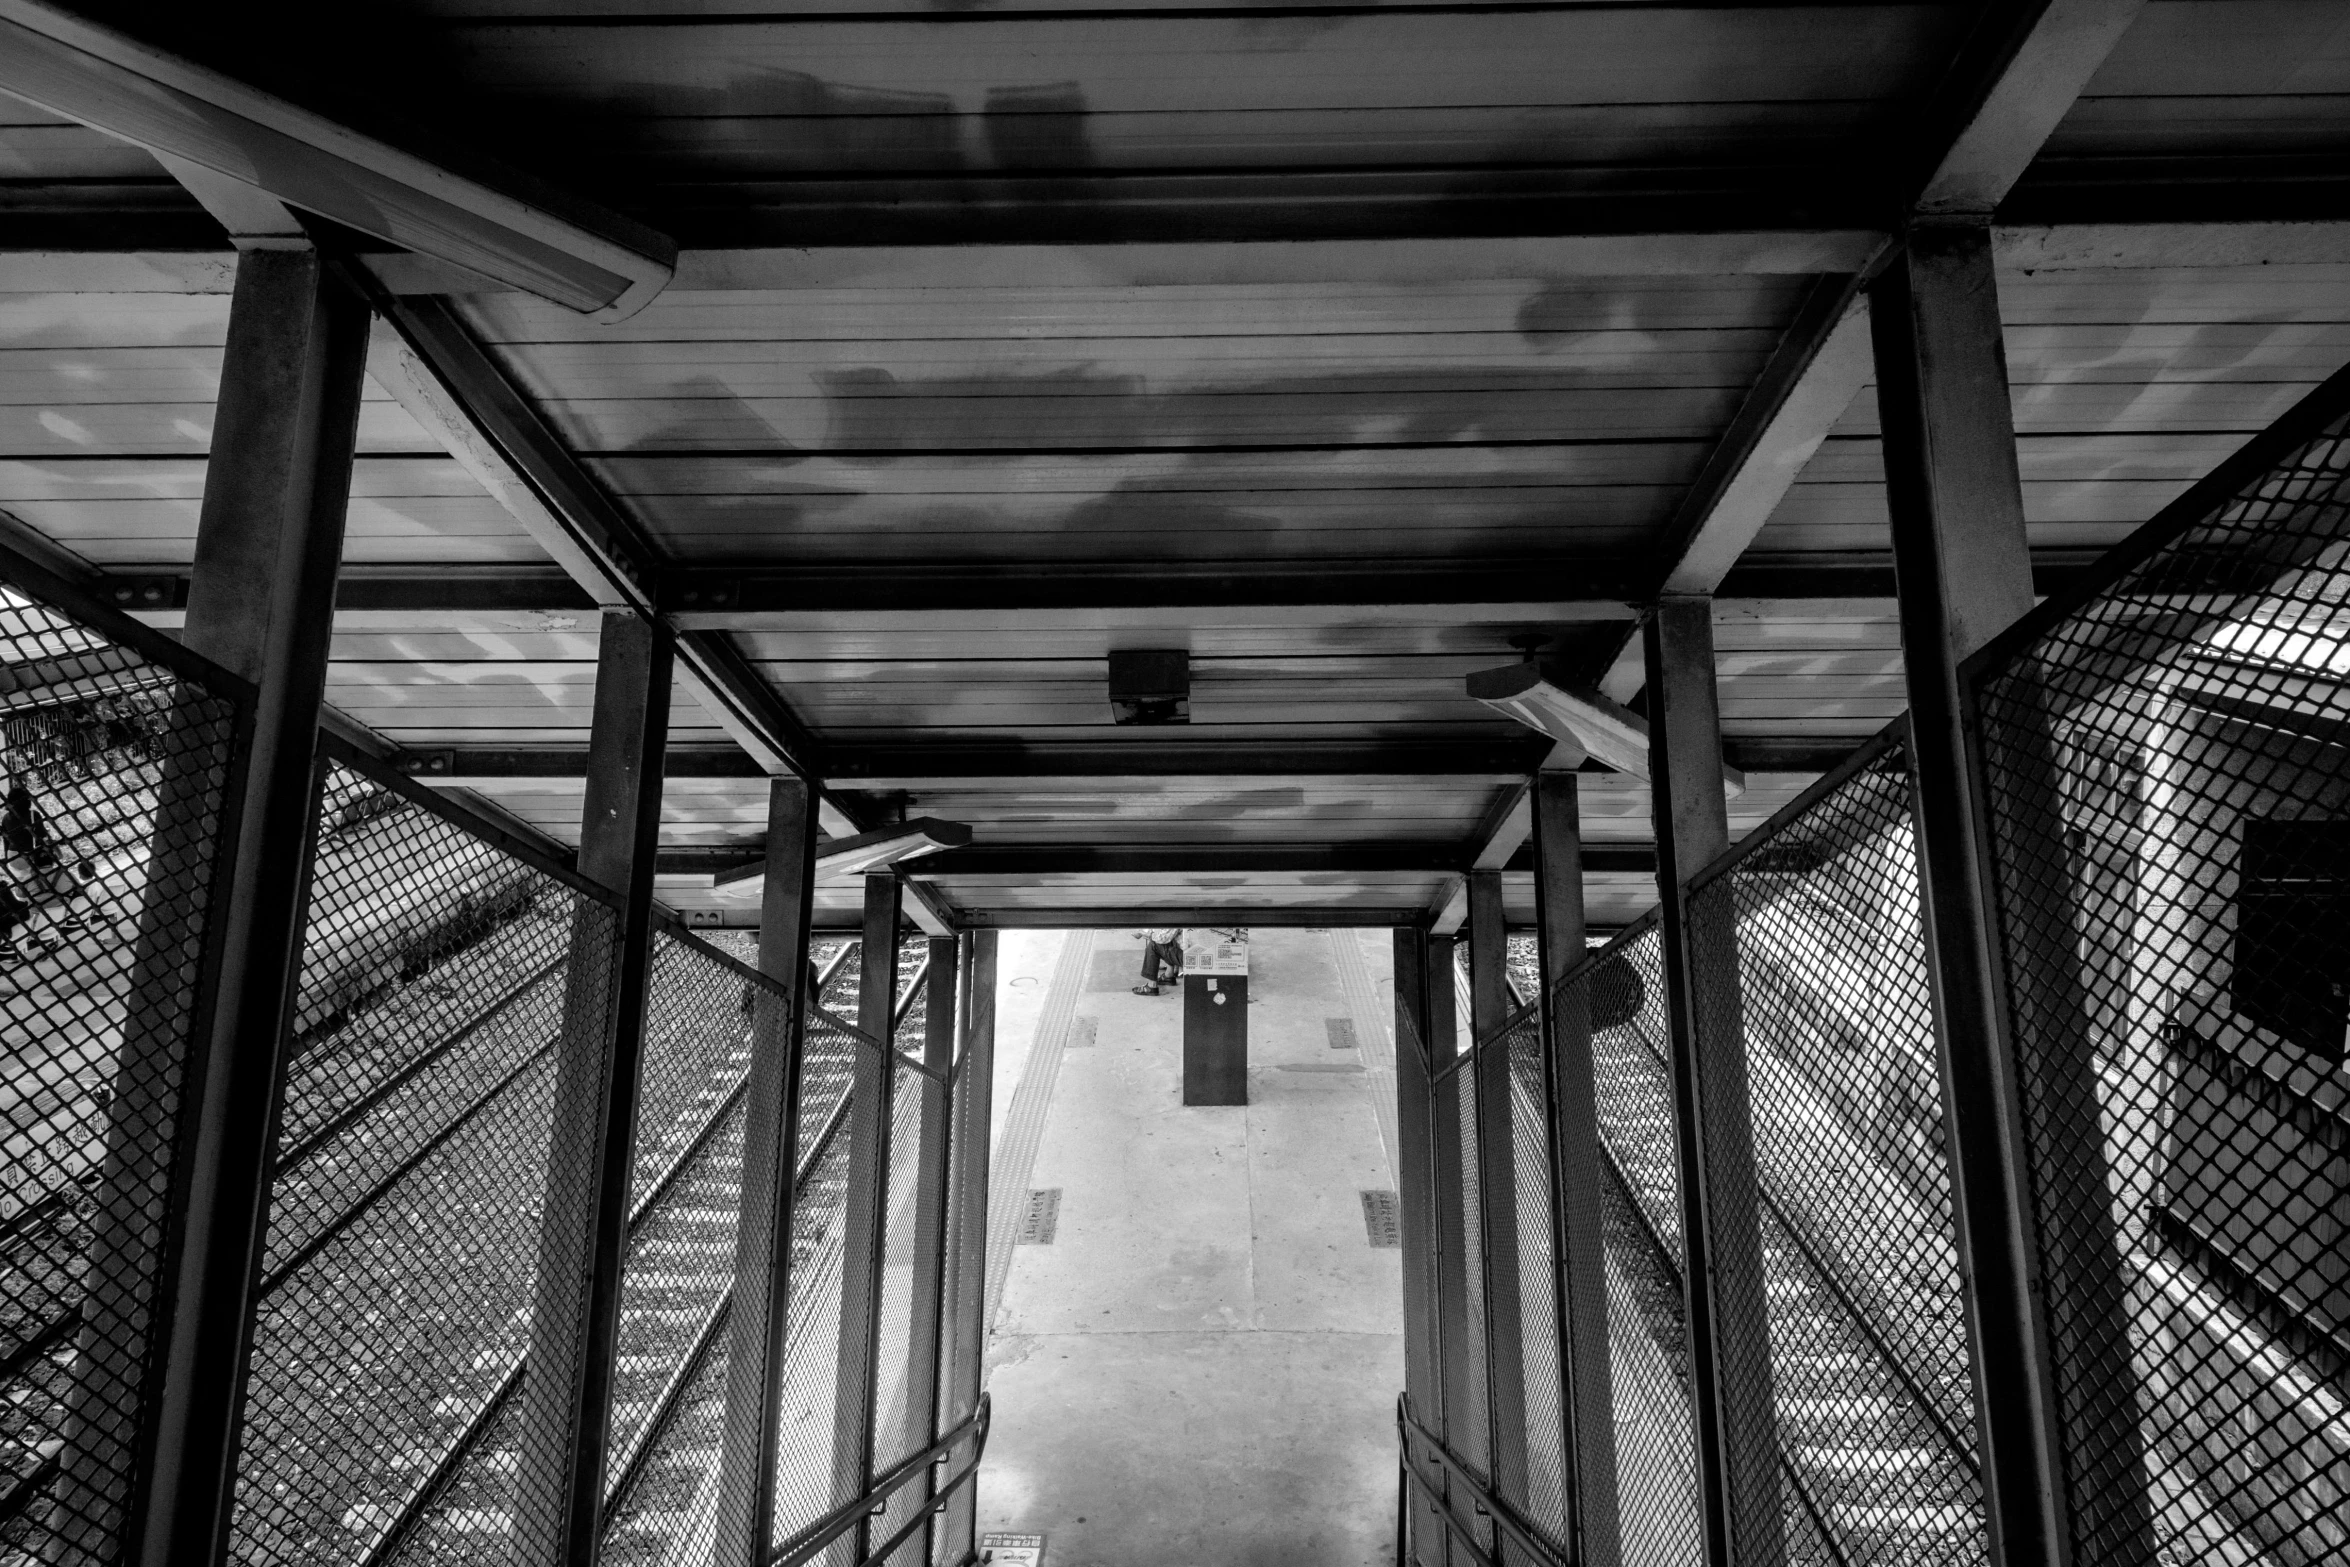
xmin=709 ymin=817 xmax=974 ymax=898
xmin=1467 ymin=660 xmax=1744 ymax=798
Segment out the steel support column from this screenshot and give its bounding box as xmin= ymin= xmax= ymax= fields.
xmin=1392 ymin=927 xmax=1448 ymax=1567
xmin=517 ymin=610 xmax=673 ymax=1567
xmin=894 ymin=934 xmax=961 ymax=1557
xmin=715 ymin=775 xmax=820 ymax=1567
xmin=830 ymin=874 xmax=903 ymax=1557
xmin=1466 ymin=871 xmax=1533 ymax=1522
xmin=936 ymin=929 xmax=997 ymax=1567
xmin=1533 ymin=772 xmax=1622 ymax=1567
xmin=91 ymin=244 xmax=368 ymax=1567
xmin=1645 ymin=599 xmax=1779 ymax=1567
xmin=1425 ymin=931 xmax=1491 ymax=1560
xmin=1873 ymin=217 xmax=2148 ymax=1565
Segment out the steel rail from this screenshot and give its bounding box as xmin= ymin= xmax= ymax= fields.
xmin=601 ymin=1288 xmax=732 ymax=1526
xmin=358 ymin=1043 xmax=856 ymax=1567
xmin=0 ymin=1305 xmax=76 ymax=1388
xmin=1616 ymin=1003 xmax=1980 ymax=1476
xmin=256 ymin=1035 xmax=555 ymax=1299
xmin=768 ymin=1394 xmax=991 ymax=1567
xmin=0 ymin=1450 xmax=59 ymax=1533
xmin=1592 ymin=1126 xmax=1853 ymax=1567
xmin=273 ymin=954 xmax=565 ymax=1178
xmin=604 ymin=1082 xmax=863 ymax=1533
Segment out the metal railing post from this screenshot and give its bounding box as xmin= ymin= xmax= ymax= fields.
xmin=1391 ymin=927 xmax=1447 ymax=1567
xmin=894 ymin=932 xmax=961 ymax=1557
xmin=515 ymin=609 xmax=673 ymax=1567
xmin=101 ymin=244 xmax=368 ymax=1567
xmin=1645 ymin=598 xmax=1780 ymax=1567
xmin=1873 ymin=217 xmax=2147 ymax=1565
xmin=937 ymin=928 xmax=998 ymax=1566
xmin=715 ymin=775 xmax=820 ymax=1567
xmin=830 ymin=873 xmax=903 ymax=1560
xmin=1533 ymin=772 xmax=1622 ymax=1567
xmin=1466 ymin=871 xmax=1534 ymax=1524
xmin=1425 ymin=931 xmax=1489 ymax=1560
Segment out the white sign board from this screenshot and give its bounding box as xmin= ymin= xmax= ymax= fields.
xmin=979 ymin=1533 xmax=1046 ymax=1567
xmin=1180 ymin=936 xmax=1249 ymax=976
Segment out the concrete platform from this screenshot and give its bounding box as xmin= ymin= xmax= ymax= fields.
xmin=978 ymin=929 xmax=1403 ymax=1567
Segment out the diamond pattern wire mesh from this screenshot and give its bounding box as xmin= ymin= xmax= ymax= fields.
xmin=1576 ymin=923 xmax=1706 ymax=1567
xmin=1972 ymin=400 xmax=2350 ymax=1564
xmin=1450 ymin=1052 xmax=1492 ymax=1485
xmin=780 ymin=939 xmax=935 ymax=1559
xmin=872 ymin=947 xmax=945 ymax=1567
xmin=1500 ymin=1003 xmax=1570 ymax=1563
xmin=231 ymin=759 xmax=615 ymax=1567
xmin=1690 ymin=735 xmax=1988 ymax=1565
xmin=597 ymin=928 xmax=771 ymax=1567
xmin=771 ymin=939 xmax=893 ymax=1557
xmin=0 ymin=579 xmax=242 ymax=1566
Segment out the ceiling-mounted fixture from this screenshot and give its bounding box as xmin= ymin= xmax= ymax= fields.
xmin=710 ymin=817 xmax=974 ymax=897
xmin=1109 ymin=649 xmax=1189 ymax=726
xmin=1467 ymin=660 xmax=1744 ymax=798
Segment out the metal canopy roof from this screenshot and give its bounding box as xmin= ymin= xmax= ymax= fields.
xmin=3 ymin=0 xmax=2348 ymax=929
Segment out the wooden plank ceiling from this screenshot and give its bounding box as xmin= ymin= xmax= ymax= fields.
xmin=3 ymin=0 xmax=2348 ymax=930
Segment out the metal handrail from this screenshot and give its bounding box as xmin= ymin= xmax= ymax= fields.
xmin=1394 ymin=1395 xmax=1567 ymax=1567
xmin=769 ymin=1394 xmax=991 ymax=1567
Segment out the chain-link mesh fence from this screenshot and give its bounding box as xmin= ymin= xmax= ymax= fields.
xmin=1576 ymin=922 xmax=1706 ymax=1567
xmin=596 ymin=927 xmax=772 ymax=1567
xmin=768 ymin=945 xmax=865 ymax=1559
xmin=1687 ymin=730 xmax=1988 ymax=1565
xmin=228 ymin=756 xmax=620 ymax=1567
xmin=0 ymin=568 xmax=247 ymax=1566
xmin=772 ymin=934 xmax=969 ymax=1567
xmin=1970 ymin=388 xmax=2350 ymax=1565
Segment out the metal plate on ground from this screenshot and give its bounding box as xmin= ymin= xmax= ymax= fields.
xmin=1326 ymin=1017 xmax=1358 ymax=1050
xmin=1067 ymin=1016 xmax=1098 ymax=1048
xmin=1016 ymin=1188 xmax=1061 ymax=1245
xmin=1361 ymin=1189 xmax=1402 ymax=1247
xmin=980 ymin=1533 xmax=1046 ymax=1566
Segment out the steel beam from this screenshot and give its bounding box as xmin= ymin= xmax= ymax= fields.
xmin=952 ymin=905 xmax=1431 ymax=929
xmin=87 ymin=245 xmax=368 ymax=1567
xmin=832 ymin=739 xmax=1544 ymax=784
xmin=1533 ymin=773 xmax=1621 ymax=1567
xmin=1873 ymin=218 xmax=2147 ymax=1566
xmin=918 ymin=844 xmax=1478 ymax=878
xmin=1645 ymin=599 xmax=1779 ymax=1567
xmin=1431 ymin=780 xmax=1535 ymax=934
xmin=1907 ymin=0 xmax=2153 ymax=214
xmin=830 ymin=874 xmax=903 ymax=1558
xmin=1466 ymin=871 xmax=1534 ymax=1535
xmin=1392 ymin=927 xmax=1448 ymax=1567
xmin=360 ymin=291 xmax=851 ymax=833
xmin=516 ymin=611 xmax=672 ymax=1567
xmin=714 ymin=776 xmax=819 ymax=1567
xmin=894 ymin=935 xmax=961 ymax=1560
xmin=1423 ymin=929 xmax=1490 ymax=1556
xmin=667 ymin=561 xmax=1645 ymax=618
xmin=0 ymin=1 xmax=675 ymax=316
xmin=935 ymin=929 xmax=997 ymax=1567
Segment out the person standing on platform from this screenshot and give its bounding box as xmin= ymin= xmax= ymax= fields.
xmin=0 ymin=772 xmax=86 ymax=962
